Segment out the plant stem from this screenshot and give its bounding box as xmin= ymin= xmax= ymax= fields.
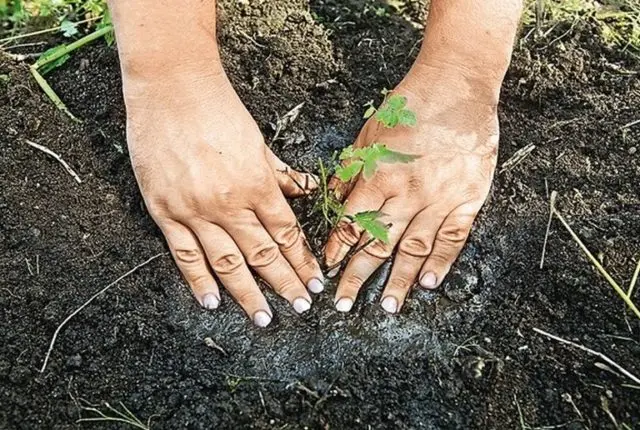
xmin=29 ymin=66 xmax=81 ymax=122
xmin=0 ymin=15 xmax=103 ymax=45
xmin=628 ymin=258 xmax=640 ymax=298
xmin=34 ymin=25 xmax=113 ymax=69
xmin=551 ymin=199 xmax=640 ymax=319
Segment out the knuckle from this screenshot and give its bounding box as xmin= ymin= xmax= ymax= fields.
xmin=234 ymin=288 xmax=262 ymax=308
xmin=247 ymin=242 xmax=280 ymax=268
xmin=175 ymin=248 xmax=203 ymax=265
xmin=334 ymin=221 xmax=361 ymax=246
xmin=273 ymin=223 xmax=302 ymax=251
xmin=211 ymin=253 xmax=244 ymax=275
xmin=399 ymin=236 xmax=432 ymax=258
xmin=386 ymin=275 xmax=414 ymax=292
xmin=342 ymin=272 xmax=366 ymax=291
xmin=273 ymin=278 xmax=299 ymax=297
xmin=437 ymin=224 xmax=469 ymax=247
xmin=362 ymin=240 xmax=392 ymax=260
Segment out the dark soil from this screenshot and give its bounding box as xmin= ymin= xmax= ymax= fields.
xmin=2 ymin=0 xmax=640 ymax=428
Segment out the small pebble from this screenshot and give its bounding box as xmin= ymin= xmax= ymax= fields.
xmin=628 ymin=147 xmax=637 ymax=155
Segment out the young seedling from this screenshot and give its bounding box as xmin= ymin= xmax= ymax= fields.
xmin=28 ymin=21 xmax=114 ymax=122
xmin=315 ymin=91 xmax=419 ymax=246
xmin=365 ymin=93 xmax=417 ymax=128
xmin=335 ymin=143 xmax=419 ymax=182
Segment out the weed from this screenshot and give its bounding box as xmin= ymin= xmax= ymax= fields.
xmin=1 ymin=0 xmax=110 ymax=34
xmin=335 ymin=142 xmax=419 ymax=182
xmin=522 ymin=0 xmax=640 ymax=54
xmin=76 ymin=401 xmax=151 ymax=430
xmin=315 ymin=92 xmax=418 ymax=245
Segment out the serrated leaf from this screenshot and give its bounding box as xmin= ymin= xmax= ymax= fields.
xmin=399 ymin=109 xmax=417 ymax=127
xmin=335 ymin=160 xmax=364 ymax=182
xmin=338 ymin=145 xmax=355 ymax=161
xmin=376 ymin=146 xmax=420 ymax=164
xmin=386 ymin=94 xmax=407 ymax=110
xmin=353 ymin=211 xmax=389 ymax=243
xmin=363 ymin=105 xmax=376 ymax=119
xmin=60 ymin=20 xmax=78 ymax=38
xmin=362 ymin=157 xmax=378 ymax=179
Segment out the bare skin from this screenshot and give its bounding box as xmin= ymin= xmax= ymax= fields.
xmin=109 ymin=0 xmax=324 ymax=327
xmin=326 ymin=0 xmax=523 ymax=313
xmin=108 ymin=0 xmax=522 ymax=323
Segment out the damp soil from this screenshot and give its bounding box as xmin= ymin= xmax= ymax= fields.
xmin=2 ymin=1 xmax=640 ymax=428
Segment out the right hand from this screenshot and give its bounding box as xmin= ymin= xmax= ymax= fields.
xmin=123 ymin=69 xmax=324 ymax=327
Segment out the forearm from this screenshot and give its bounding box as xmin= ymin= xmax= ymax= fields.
xmin=414 ymin=0 xmax=523 ymax=103
xmin=108 ymin=0 xmax=220 ymax=78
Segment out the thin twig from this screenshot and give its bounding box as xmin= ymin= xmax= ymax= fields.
xmin=0 ymin=15 xmax=103 ymax=45
xmin=24 ymin=139 xmax=82 ymax=183
xmin=40 ymin=253 xmax=165 ymax=373
xmin=29 ymin=67 xmax=80 ymax=122
xmin=33 ymin=25 xmax=112 ymax=69
xmin=550 ymin=194 xmax=640 ymax=319
xmin=540 ymin=191 xmax=556 ymax=269
xmin=533 ymin=327 xmax=640 ymax=385
xmin=514 ymin=394 xmax=527 ymax=429
xmin=627 ymin=257 xmax=640 ymax=298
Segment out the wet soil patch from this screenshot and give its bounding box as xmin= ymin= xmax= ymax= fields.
xmin=1 ymin=1 xmax=639 ymax=428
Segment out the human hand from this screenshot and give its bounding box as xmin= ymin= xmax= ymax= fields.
xmin=325 ymin=64 xmax=500 ymax=314
xmin=124 ymin=69 xmax=324 ymax=327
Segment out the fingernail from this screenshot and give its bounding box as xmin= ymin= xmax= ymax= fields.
xmin=293 ymin=297 xmax=311 ymax=314
xmin=253 ymin=310 xmax=272 ymax=327
xmin=327 ymin=266 xmax=340 ymax=278
xmin=202 ymin=293 xmax=219 ymax=310
xmin=381 ymin=296 xmax=398 ymax=314
xmin=420 ymin=272 xmax=438 ymax=289
xmin=307 ymin=277 xmax=325 ymax=294
xmin=335 ymin=297 xmax=353 ymax=313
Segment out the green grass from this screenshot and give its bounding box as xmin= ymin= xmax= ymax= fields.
xmin=523 ymin=0 xmax=640 ymax=54
xmin=1 ymin=0 xmax=108 ymax=32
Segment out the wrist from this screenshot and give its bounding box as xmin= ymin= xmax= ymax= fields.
xmin=404 ymin=56 xmax=505 ymax=107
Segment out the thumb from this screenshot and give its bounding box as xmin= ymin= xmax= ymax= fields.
xmin=265 ymin=146 xmax=318 ymax=198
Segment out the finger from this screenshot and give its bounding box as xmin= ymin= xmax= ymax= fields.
xmin=160 ymin=220 xmax=221 ymax=310
xmin=265 ymin=146 xmax=318 ymax=198
xmin=419 ymin=202 xmax=479 ymax=290
xmin=222 ymin=211 xmax=313 ymax=314
xmin=194 ymin=221 xmax=273 ymax=327
xmin=334 ymin=199 xmax=410 ymax=313
xmin=324 ymin=180 xmax=385 ymax=277
xmin=380 ymin=204 xmax=449 ymax=313
xmin=255 ymin=192 xmax=325 ymax=294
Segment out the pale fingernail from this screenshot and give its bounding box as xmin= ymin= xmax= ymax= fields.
xmin=307 ymin=278 xmax=324 ymax=294
xmin=253 ymin=310 xmax=272 ymax=327
xmin=335 ymin=297 xmax=353 ymax=312
xmin=327 ymin=266 xmax=340 ymax=278
xmin=202 ymin=293 xmax=219 ymax=310
xmin=293 ymin=297 xmax=311 ymax=314
xmin=420 ymin=272 xmax=438 ymax=289
xmin=381 ymin=296 xmax=398 ymax=314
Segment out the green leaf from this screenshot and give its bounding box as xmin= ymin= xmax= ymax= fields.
xmin=335 ymin=160 xmax=364 ymax=182
xmin=38 ymin=46 xmax=71 ymax=75
xmin=376 ymin=145 xmax=420 ymax=164
xmin=98 ymin=9 xmax=115 ymax=46
xmin=363 ymin=105 xmax=376 ymax=119
xmin=362 ymin=157 xmax=378 ymax=179
xmin=398 ymin=109 xmax=417 ymax=127
xmin=353 ymin=211 xmax=389 ymax=243
xmin=338 ymin=145 xmax=355 ymax=161
xmin=386 ymin=94 xmax=407 ymax=110
xmin=60 ymin=20 xmax=78 ymax=38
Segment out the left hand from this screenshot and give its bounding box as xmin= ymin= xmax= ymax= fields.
xmin=324 ymin=65 xmax=500 ymax=314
